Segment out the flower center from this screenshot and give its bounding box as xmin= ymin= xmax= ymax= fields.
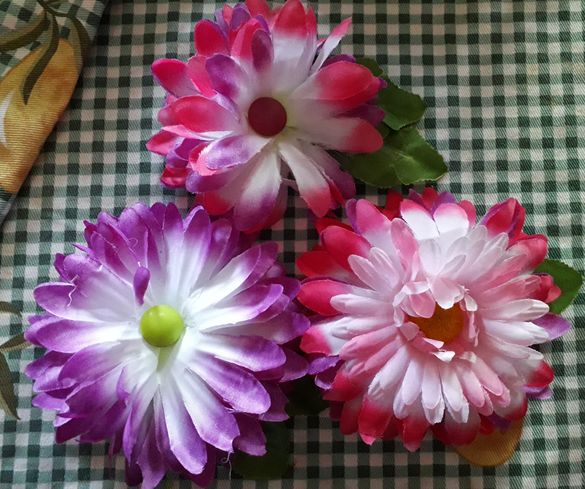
xmin=408 ymin=304 xmax=465 ymax=343
xmin=140 ymin=305 xmax=185 ymax=348
xmin=247 ymin=97 xmax=287 ymax=137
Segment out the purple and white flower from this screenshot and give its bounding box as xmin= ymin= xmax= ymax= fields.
xmin=25 ymin=203 xmax=309 ymax=488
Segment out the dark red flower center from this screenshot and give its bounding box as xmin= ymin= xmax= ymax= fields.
xmin=247 ymin=97 xmax=287 ymax=137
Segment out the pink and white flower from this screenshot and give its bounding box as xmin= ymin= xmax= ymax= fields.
xmin=298 ymin=189 xmax=571 ymax=450
xmin=147 ymin=0 xmax=384 ymax=233
xmin=25 ymin=203 xmax=309 ymax=488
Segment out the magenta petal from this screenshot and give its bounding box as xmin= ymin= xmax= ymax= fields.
xmin=533 ymin=313 xmax=571 ymax=340
xmin=194 ymin=19 xmax=229 ymax=57
xmin=152 ymin=58 xmax=197 ymax=97
xmin=172 ymin=95 xmax=237 ymax=133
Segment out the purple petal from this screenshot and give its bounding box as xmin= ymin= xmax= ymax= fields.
xmin=233 ymin=414 xmax=267 ymax=456
xmin=31 ymin=393 xmax=68 ymax=411
xmin=178 ymin=375 xmax=240 ymax=452
xmin=232 ymin=151 xmax=283 ymax=232
xmin=185 ymin=447 xmax=217 ymax=487
xmin=195 ymin=283 xmax=284 ymax=330
xmin=78 ymin=399 xmax=128 ymax=443
xmin=133 ymin=267 xmax=150 ymax=305
xmin=533 ymin=313 xmax=571 ymax=341
xmin=198 ymin=333 xmax=286 ymax=372
xmin=202 ymin=134 xmax=269 ymax=170
xmin=215 ymin=311 xmax=310 ymax=345
xmin=198 ymin=218 xmax=238 ymax=282
xmin=206 ymin=54 xmax=246 ymax=99
xmin=155 ymin=391 xmax=207 ymax=475
xmin=193 ymin=242 xmax=278 ymax=310
xmin=136 ymin=421 xmax=166 ymax=489
xmin=525 ymin=385 xmax=553 ymax=400
xmin=189 ymin=355 xmax=271 ymax=414
xmin=230 ymin=3 xmax=251 ymax=30
xmin=343 ymin=104 xmax=385 ymax=126
xmin=55 ymin=416 xmax=91 ymax=443
xmin=488 ymin=414 xmax=513 ymax=431
xmin=308 ymin=355 xmax=340 ymax=375
xmin=34 ymin=262 xmax=133 ymax=323
xmin=279 ymin=348 xmax=308 ymax=382
xmin=125 ymin=459 xmax=143 ymax=487
xmin=251 ymin=29 xmax=273 ymax=72
xmin=186 ymin=164 xmax=241 ymax=193
xmin=259 ymin=383 xmax=288 ymax=422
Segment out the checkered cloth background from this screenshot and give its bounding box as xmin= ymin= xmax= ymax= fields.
xmin=0 ymin=1 xmax=583 ymax=488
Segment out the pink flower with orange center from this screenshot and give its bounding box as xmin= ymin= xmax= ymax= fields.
xmin=148 ymin=0 xmax=384 ymax=232
xmin=298 ymin=190 xmax=571 ymax=450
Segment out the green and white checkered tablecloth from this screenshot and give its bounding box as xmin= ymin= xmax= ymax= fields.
xmin=0 ymin=1 xmax=584 ymax=487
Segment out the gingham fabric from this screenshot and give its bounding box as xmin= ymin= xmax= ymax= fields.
xmin=0 ymin=1 xmax=583 ymax=488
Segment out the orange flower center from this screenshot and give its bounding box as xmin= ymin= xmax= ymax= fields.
xmin=408 ymin=304 xmax=465 ymax=343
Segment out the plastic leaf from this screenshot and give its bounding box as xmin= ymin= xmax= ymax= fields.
xmin=379 ymin=80 xmax=426 ymax=130
xmin=343 ymin=126 xmax=447 ymax=188
xmin=535 ymin=259 xmax=583 ymax=314
xmin=356 ymin=57 xmax=426 ymax=130
xmin=231 ymin=423 xmax=292 ymax=479
xmin=354 ymin=57 xmax=383 ymax=77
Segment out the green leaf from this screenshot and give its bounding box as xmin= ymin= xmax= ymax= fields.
xmin=379 ymin=80 xmax=427 ymax=130
xmin=0 ymin=13 xmax=49 ymax=52
xmin=535 ymin=259 xmax=583 ymax=314
xmin=355 ymin=56 xmax=384 ymax=77
xmin=22 ymin=15 xmax=60 ymax=104
xmin=0 ymin=302 xmax=21 ymax=317
xmin=232 ymin=423 xmax=291 ymax=479
xmin=286 ymin=376 xmax=328 ymax=416
xmin=0 ymin=333 xmax=29 ymax=353
xmin=0 ymin=353 xmax=19 ymax=419
xmin=356 ymin=57 xmax=427 ymax=130
xmin=377 ymin=122 xmax=391 ymax=139
xmin=343 ymin=126 xmax=447 ymax=188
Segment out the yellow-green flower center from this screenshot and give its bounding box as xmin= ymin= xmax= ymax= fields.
xmin=140 ymin=305 xmax=185 ymax=348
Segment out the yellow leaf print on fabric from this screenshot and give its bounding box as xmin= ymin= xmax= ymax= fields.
xmin=0 ymin=39 xmax=79 ymax=194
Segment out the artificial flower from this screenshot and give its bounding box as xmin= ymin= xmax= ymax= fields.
xmin=147 ymin=0 xmax=384 ymax=232
xmin=25 ymin=203 xmax=309 ymax=488
xmin=297 ymin=189 xmax=571 ymax=450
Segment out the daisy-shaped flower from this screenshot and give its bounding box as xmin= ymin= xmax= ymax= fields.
xmin=25 ymin=203 xmax=309 ymax=488
xmin=297 ymin=189 xmax=571 ymax=450
xmin=147 ymin=0 xmax=384 ymax=233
